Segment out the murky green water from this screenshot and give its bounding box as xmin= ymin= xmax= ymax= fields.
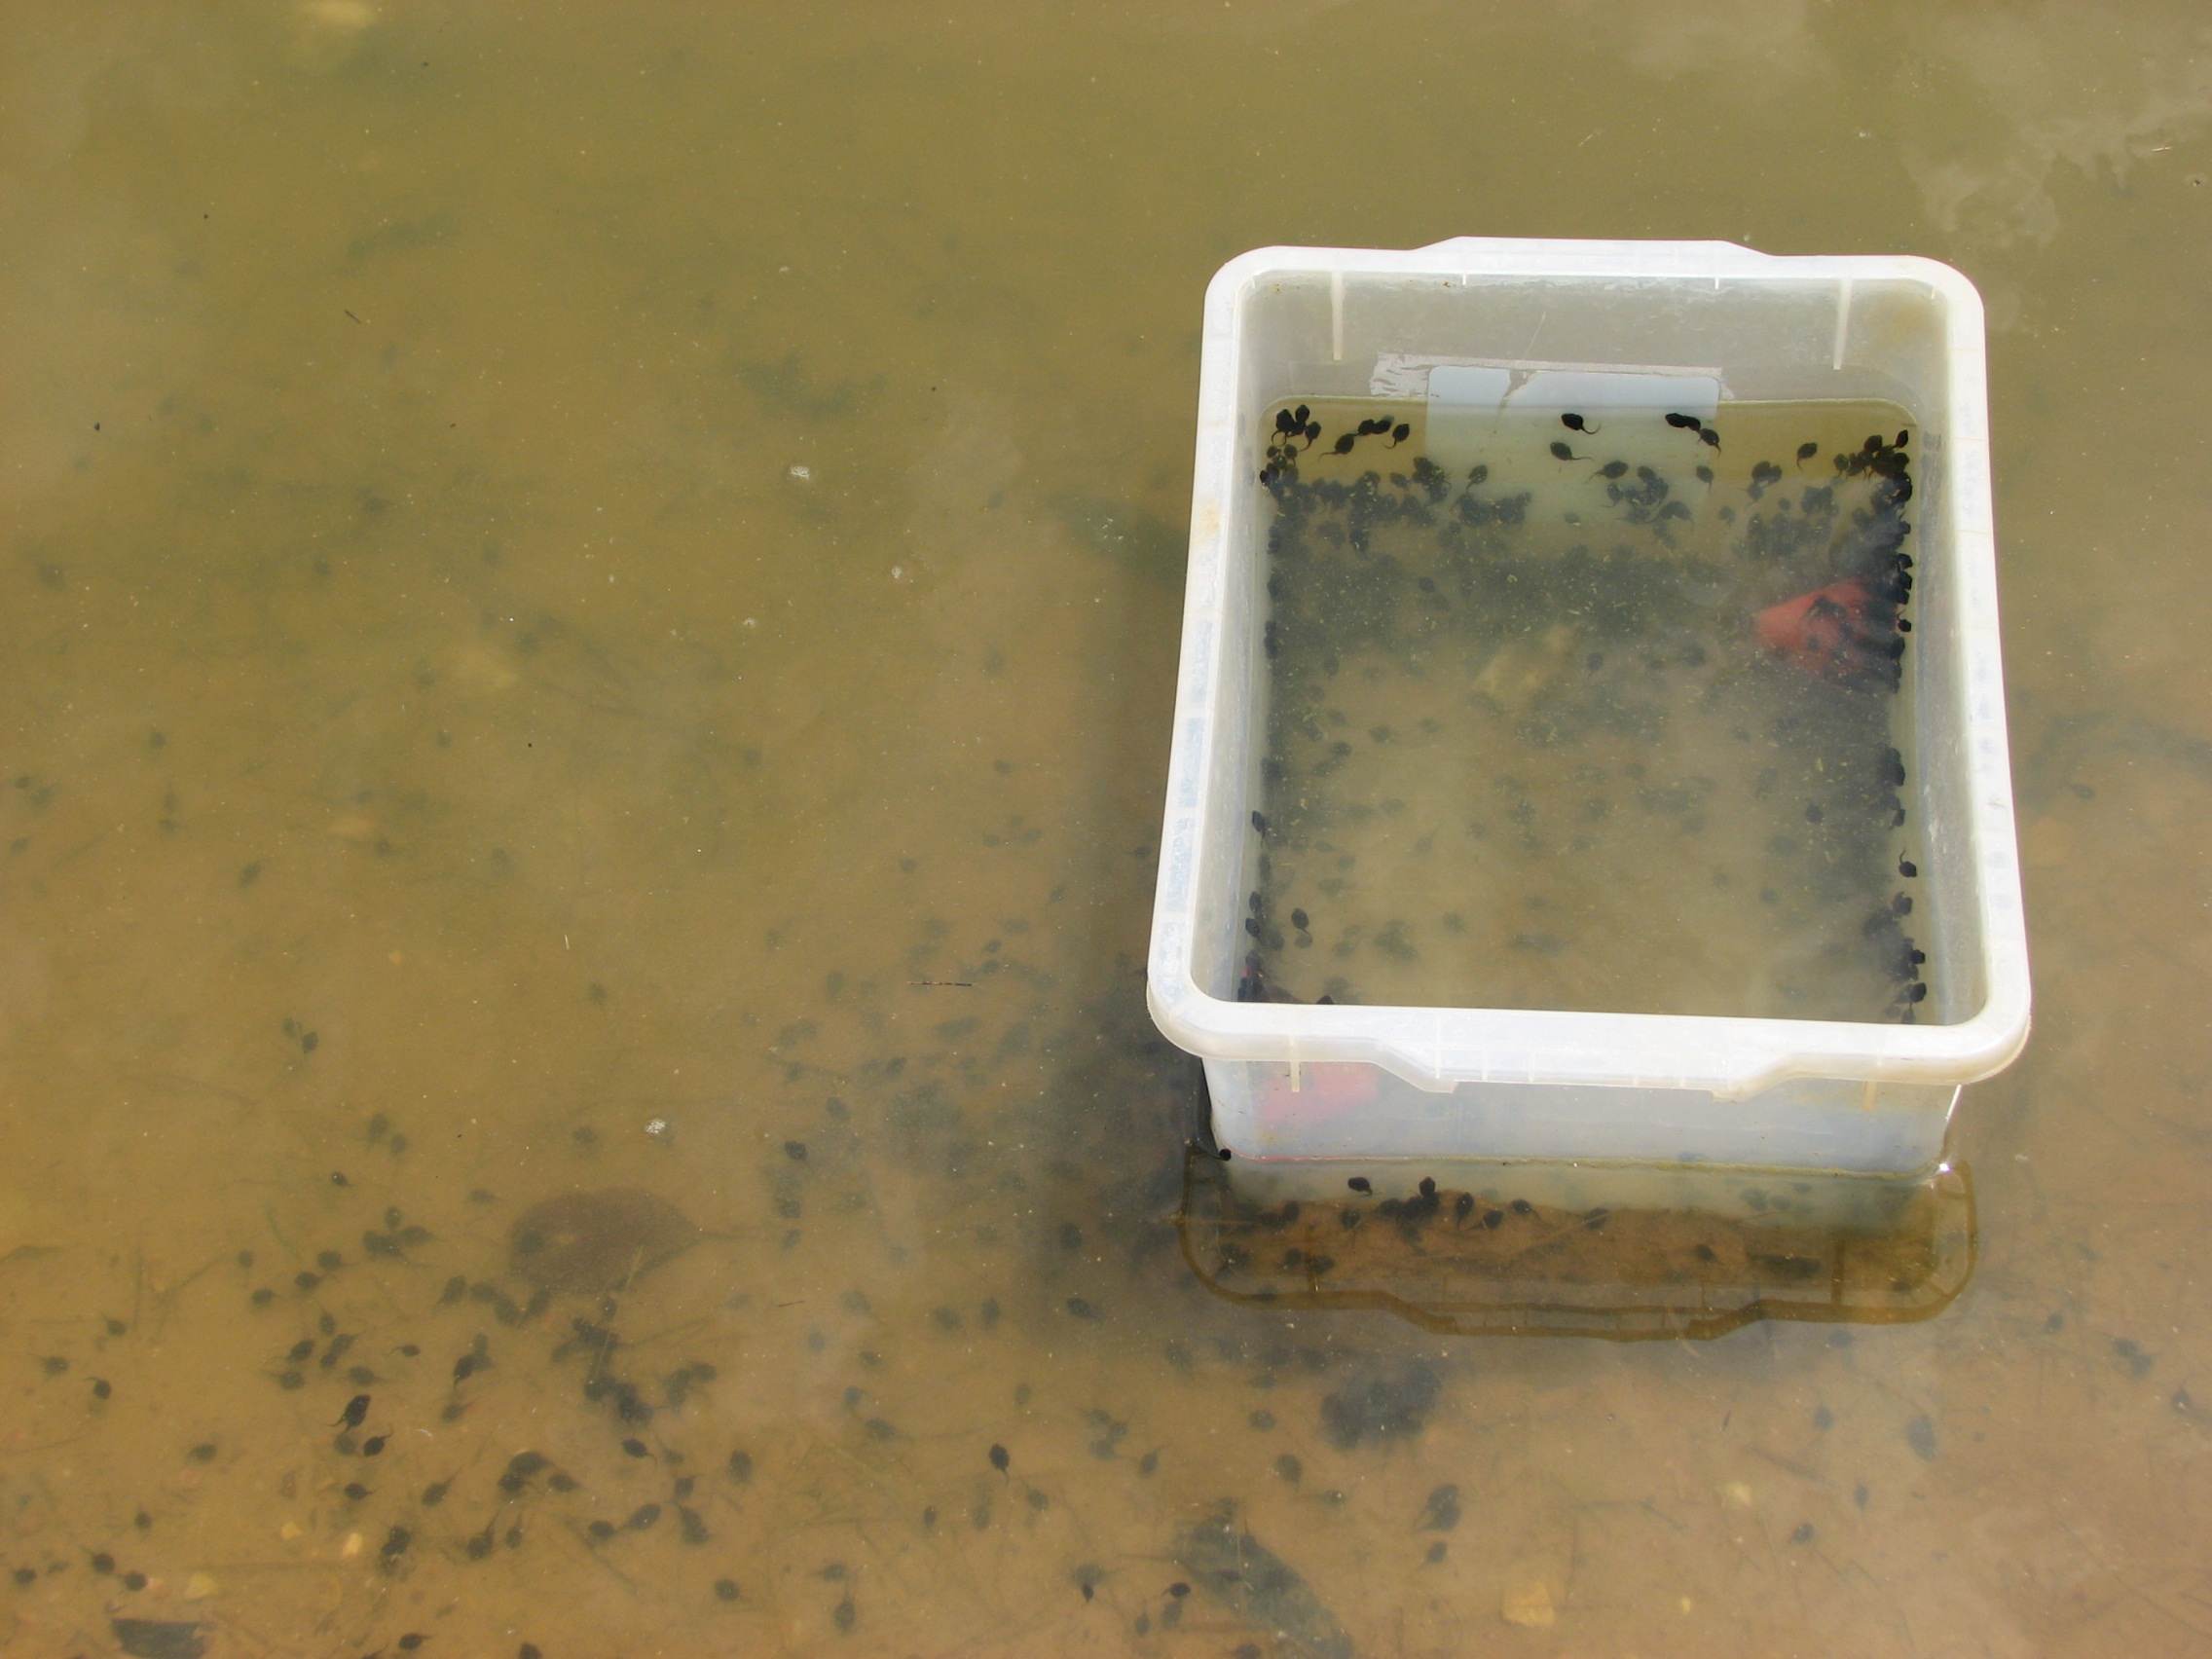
xmin=2 ymin=4 xmax=2207 ymax=1655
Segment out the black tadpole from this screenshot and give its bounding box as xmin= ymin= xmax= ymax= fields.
xmin=1561 ymin=412 xmax=1600 ymax=434
xmin=1548 ymin=441 xmax=1581 ymax=461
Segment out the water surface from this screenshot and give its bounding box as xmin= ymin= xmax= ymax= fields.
xmin=3 ymin=3 xmax=2209 ymax=1655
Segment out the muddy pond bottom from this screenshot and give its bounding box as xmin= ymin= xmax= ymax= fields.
xmin=1243 ymin=399 xmax=1927 ymax=1022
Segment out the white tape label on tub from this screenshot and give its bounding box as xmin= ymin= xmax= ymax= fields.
xmin=1509 ymin=367 xmax=1721 ymax=415
xmin=1371 ymin=355 xmax=1723 ymax=416
xmin=1370 ymin=355 xmax=1508 ymax=404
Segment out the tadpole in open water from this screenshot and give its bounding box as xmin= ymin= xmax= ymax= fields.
xmin=508 ymin=1187 xmax=700 ymax=1292
xmin=1173 ymin=1501 xmax=1353 ymax=1659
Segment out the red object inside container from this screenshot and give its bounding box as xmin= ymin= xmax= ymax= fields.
xmin=1755 ymin=579 xmax=1877 ymax=677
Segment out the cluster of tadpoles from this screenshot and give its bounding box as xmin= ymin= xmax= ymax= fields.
xmin=1221 ymin=1178 xmax=1587 ymax=1259
xmin=1550 ymin=408 xmax=1719 ymax=462
xmin=1260 ymin=406 xmax=1415 ymax=487
xmin=1235 ymin=874 xmax=1327 ymax=1005
xmin=1245 ymin=403 xmax=1932 ymax=1020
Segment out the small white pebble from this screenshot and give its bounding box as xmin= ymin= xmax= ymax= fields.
xmin=788 ymin=463 xmax=812 ymax=481
xmin=890 ymin=565 xmax=905 ymax=581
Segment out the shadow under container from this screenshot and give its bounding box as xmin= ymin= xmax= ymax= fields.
xmin=1146 ymin=238 xmax=2031 ymax=1175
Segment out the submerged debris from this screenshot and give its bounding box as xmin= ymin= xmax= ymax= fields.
xmin=1173 ymin=1501 xmax=1353 ymax=1659
xmin=509 ymin=1188 xmax=700 ymax=1292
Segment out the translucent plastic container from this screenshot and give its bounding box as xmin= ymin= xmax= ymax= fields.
xmin=1145 ymin=238 xmax=2031 ymax=1175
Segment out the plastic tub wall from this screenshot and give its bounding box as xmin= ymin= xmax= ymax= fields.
xmin=1147 ymin=238 xmax=2031 ymax=1175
